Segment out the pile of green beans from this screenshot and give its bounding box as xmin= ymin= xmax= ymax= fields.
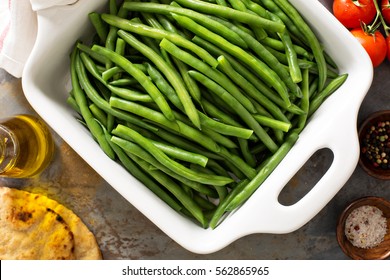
xmin=68 ymin=0 xmax=348 ymax=228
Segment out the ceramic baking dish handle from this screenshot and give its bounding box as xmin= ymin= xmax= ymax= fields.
xmin=231 ymin=108 xmax=361 ymax=234
xmin=282 ymin=115 xmax=360 ymax=231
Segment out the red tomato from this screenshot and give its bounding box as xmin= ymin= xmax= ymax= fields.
xmin=381 ymin=0 xmax=390 ymax=25
xmin=351 ymin=28 xmax=387 ymax=67
xmin=333 ymin=0 xmax=376 ymax=29
xmin=387 ymin=35 xmax=390 ymax=61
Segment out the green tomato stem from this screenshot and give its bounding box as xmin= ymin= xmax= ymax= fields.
xmin=368 ymin=0 xmax=389 ymax=37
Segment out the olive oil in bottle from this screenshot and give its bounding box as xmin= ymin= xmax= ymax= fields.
xmin=0 ymin=115 xmax=54 ymax=178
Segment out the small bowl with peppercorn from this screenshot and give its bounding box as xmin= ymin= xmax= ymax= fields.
xmin=358 ymin=110 xmax=390 ymax=180
xmin=336 ymin=196 xmax=390 ymax=260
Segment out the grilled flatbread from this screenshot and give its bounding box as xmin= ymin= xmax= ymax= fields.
xmin=0 ymin=186 xmax=102 ymax=260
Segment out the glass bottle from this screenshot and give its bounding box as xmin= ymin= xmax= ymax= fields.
xmin=0 ymin=114 xmax=55 ymax=178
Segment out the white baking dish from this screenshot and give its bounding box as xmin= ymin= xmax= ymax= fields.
xmin=22 ymin=0 xmax=373 ymax=254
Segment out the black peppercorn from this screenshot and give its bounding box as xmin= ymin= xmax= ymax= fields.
xmin=361 ymin=120 xmax=390 ymax=170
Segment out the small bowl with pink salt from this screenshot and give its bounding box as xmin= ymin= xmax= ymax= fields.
xmin=336 ymin=196 xmax=390 ymax=260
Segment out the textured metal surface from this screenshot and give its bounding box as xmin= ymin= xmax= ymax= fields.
xmin=0 ymin=0 xmax=389 ymax=259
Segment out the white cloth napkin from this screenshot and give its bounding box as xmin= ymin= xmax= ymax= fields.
xmin=0 ymin=0 xmax=77 ymax=78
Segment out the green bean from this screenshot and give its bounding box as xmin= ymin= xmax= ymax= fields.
xmin=123 ymin=0 xmax=284 ymax=33
xmin=155 ymin=13 xmax=190 ymax=39
xmin=250 ymin=141 xmax=267 ymax=154
xmin=189 ymin=163 xmax=228 ymax=199
xmin=308 ymin=74 xmax=348 ymax=117
xmin=113 ymin=37 xmax=126 ymax=80
xmin=160 ymin=46 xmax=178 ymax=72
xmin=201 ymin=97 xmax=257 ymax=143
xmin=149 ymin=46 xmax=201 ymax=111
xmin=79 ymin=51 xmax=154 ymax=103
xmin=203 ymin=89 xmax=237 ymax=115
xmin=199 ymin=112 xmax=253 ymax=139
xmin=73 ymin=58 xmax=158 ymax=131
xmin=275 ymin=24 xmax=302 ymax=84
xmin=170 ymin=1 xmax=251 ymax=47
xmin=152 ymin=96 xmax=253 ymax=142
xmin=120 ymin=149 xmax=207 ymax=227
xmin=308 ymin=64 xmax=339 ymax=79
xmin=67 ymin=96 xmax=81 ymax=115
xmin=215 ymin=0 xmax=228 ymax=5
xmin=104 ymin=27 xmax=116 ymax=69
xmin=260 ymin=36 xmax=313 ymax=60
xmin=209 ymin=179 xmax=249 ymax=228
xmin=291 ymin=68 xmax=309 ymax=134
xmin=248 ymin=96 xmax=271 ymax=117
xmin=139 ymin=37 xmax=165 ymax=60
xmin=124 ymin=122 xmax=161 ymax=141
xmin=238 ymin=138 xmax=256 ymax=168
xmin=254 ymin=0 xmax=306 ymax=44
xmin=168 ymin=108 xmax=240 ymax=148
xmin=145 ymin=63 xmax=205 ymax=132
xmin=188 ymin=69 xmax=279 ymax=153
xmin=172 ymin=57 xmax=203 ymax=106
xmin=109 ymin=78 xmax=138 ymax=87
xmin=264 ymin=46 xmax=316 ymax=70
xmin=111 ymin=125 xmax=233 ymax=186
xmin=88 ymin=12 xmax=108 ymax=43
xmin=192 ymin=36 xmax=304 ymax=114
xmin=170 ymin=0 xmax=285 ymax=32
xmin=91 ymin=45 xmax=175 ymax=121
xmin=95 ymin=80 xmax=117 ymax=133
xmin=101 ymin=14 xmax=218 ymax=68
xmin=271 ymin=0 xmax=327 ymax=91
xmin=148 ymin=126 xmax=224 ymax=161
xmin=108 ymin=0 xmax=118 ymax=14
xmin=216 ymin=55 xmax=290 ymax=123
xmin=114 ymin=38 xmax=126 ymax=72
xmin=149 ymin=139 xmax=209 ymax=167
xmin=253 ymin=115 xmax=291 ymax=132
xmin=201 ymin=98 xmax=243 ymax=128
xmin=77 ymin=42 xmax=109 ymax=65
xmin=71 ymin=47 xmax=115 ymax=159
xmin=172 ymin=13 xmax=292 ymax=105
xmin=118 ymin=30 xmax=201 ymax=129
xmin=218 ymin=146 xmax=257 ymax=179
xmin=141 ymin=11 xmax=165 ymax=29
xmin=211 ymin=15 xmax=301 ymax=98
xmin=248 ymin=97 xmax=285 ymax=143
xmin=154 ymin=14 xmax=198 ymax=99
xmin=201 ymin=127 xmax=238 ymax=149
xmin=93 ymin=78 xmax=112 ymax=102
xmin=324 ymin=51 xmax=339 ymax=71
xmin=224 ymin=0 xmax=266 ymax=40
xmin=309 ymin=77 xmax=319 ymax=99
xmin=192 ymin=193 xmax=217 ymax=211
xmin=109 ymin=96 xmax=223 ymax=153
xmin=145 ymin=62 xmax=181 ymax=104
xmin=89 ymin=103 xmax=108 ymax=127
xmin=115 ymin=37 xmax=126 ymax=56
xmin=226 ymin=132 xmax=299 ymax=211
xmin=104 ymin=128 xmax=183 ymax=212
xmin=110 ymin=134 xmax=216 ymax=197
xmin=206 ymin=159 xmax=231 ymax=178
xmin=102 ymin=66 xmax=124 ymax=81
xmin=159 ymin=38 xmax=257 ymax=113
xmin=239 ymin=0 xmax=303 ymax=83
xmin=109 ymin=96 xmax=179 ymax=130
xmin=227 ymin=0 xmax=247 ymax=12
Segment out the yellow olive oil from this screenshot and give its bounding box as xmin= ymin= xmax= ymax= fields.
xmin=0 ymin=115 xmax=54 ymax=178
